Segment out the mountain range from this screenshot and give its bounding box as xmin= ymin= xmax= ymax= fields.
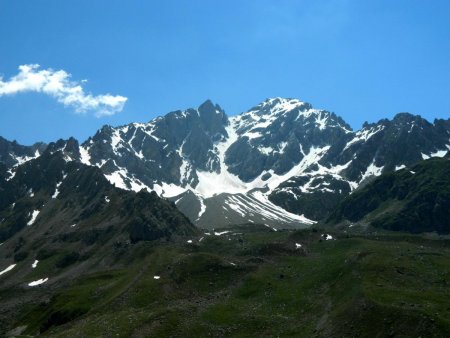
xmin=2 ymin=97 xmax=449 ymax=230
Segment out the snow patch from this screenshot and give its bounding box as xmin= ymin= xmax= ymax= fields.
xmin=153 ymin=182 xmax=186 ymax=198
xmin=360 ymin=160 xmax=384 ymax=183
xmin=214 ymin=231 xmax=231 ymax=236
xmin=28 ymin=278 xmax=48 ymax=286
xmin=105 ymin=165 xmax=150 ymax=192
xmin=258 ymin=146 xmax=274 ymax=155
xmin=278 ymin=142 xmax=288 ymax=153
xmin=52 ymin=180 xmax=64 ymax=199
xmin=79 ymin=146 xmax=91 ymax=165
xmin=196 ymin=142 xmax=330 ymax=199
xmin=105 ymin=170 xmax=128 ymax=190
xmin=323 ymin=234 xmax=333 ymax=241
xmin=196 ymin=122 xmax=247 ymax=197
xmin=420 ymin=149 xmax=448 ymax=160
xmin=421 ymin=153 xmax=430 ymax=160
xmin=196 ymin=197 xmax=206 ymax=221
xmin=430 ymin=149 xmax=448 ymax=158
xmin=27 ymin=210 xmax=40 ymax=226
xmin=0 ymin=264 xmax=16 ymax=276
xmin=315 ymin=111 xmax=329 ymax=130
xmin=250 ymin=191 xmax=315 ymax=225
xmin=110 ymin=129 xmax=123 ymax=154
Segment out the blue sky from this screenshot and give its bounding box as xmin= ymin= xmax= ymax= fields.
xmin=0 ymin=0 xmax=449 ymax=145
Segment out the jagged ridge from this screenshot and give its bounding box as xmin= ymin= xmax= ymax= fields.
xmin=2 ymin=97 xmax=450 ymax=227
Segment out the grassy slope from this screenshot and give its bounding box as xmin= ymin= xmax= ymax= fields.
xmin=327 ymin=157 xmax=450 ymax=234
xmin=3 ymin=226 xmax=449 ymax=337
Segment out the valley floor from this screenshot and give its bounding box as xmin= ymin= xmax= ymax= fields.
xmin=1 ymin=226 xmax=450 ymax=337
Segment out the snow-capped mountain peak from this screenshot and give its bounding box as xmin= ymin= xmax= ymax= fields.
xmin=249 ymin=97 xmax=309 ymax=115
xmin=2 ymin=98 xmax=449 ymax=229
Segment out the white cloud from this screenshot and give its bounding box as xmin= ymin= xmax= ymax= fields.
xmin=0 ymin=64 xmax=127 ymax=117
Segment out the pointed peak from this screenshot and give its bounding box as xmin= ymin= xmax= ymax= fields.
xmin=198 ymin=99 xmax=224 ymax=113
xmin=199 ymin=99 xmax=215 ymax=108
xmin=197 ymin=99 xmax=226 ymax=118
xmin=163 ymin=100 xmax=226 ymax=122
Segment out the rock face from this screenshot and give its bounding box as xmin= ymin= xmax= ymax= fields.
xmin=226 ymin=98 xmax=352 ymax=182
xmin=2 ymin=97 xmax=450 ymax=227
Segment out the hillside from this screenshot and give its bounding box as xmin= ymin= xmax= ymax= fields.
xmin=0 ymin=144 xmax=197 ymax=331
xmin=0 ymin=227 xmax=449 ymax=337
xmin=327 ymin=156 xmax=450 ymax=234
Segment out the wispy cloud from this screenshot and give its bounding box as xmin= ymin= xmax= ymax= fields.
xmin=0 ymin=64 xmax=127 ymax=117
